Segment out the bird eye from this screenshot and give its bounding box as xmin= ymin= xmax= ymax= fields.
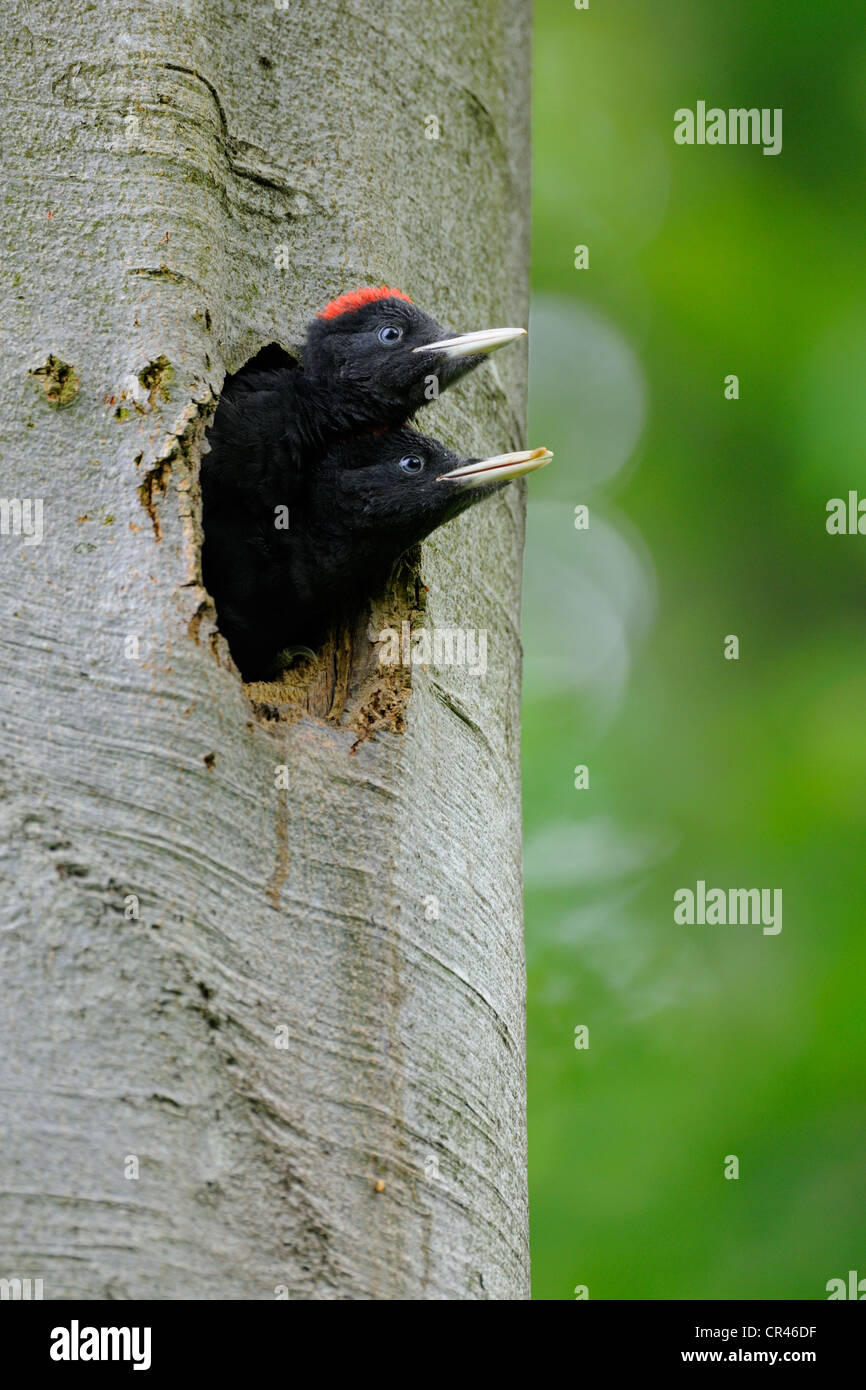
xmin=378 ymin=325 xmax=403 ymax=344
xmin=399 ymin=455 xmax=424 ymax=474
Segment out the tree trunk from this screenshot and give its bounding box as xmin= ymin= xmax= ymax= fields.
xmin=0 ymin=0 xmax=531 ymax=1300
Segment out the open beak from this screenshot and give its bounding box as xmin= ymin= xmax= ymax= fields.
xmin=412 ymin=326 xmax=526 ymax=359
xmin=437 ymin=446 xmax=553 ymax=489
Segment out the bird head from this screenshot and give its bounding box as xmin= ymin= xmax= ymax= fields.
xmin=302 ymin=288 xmax=525 ymax=426
xmin=310 ymin=427 xmax=552 ymax=562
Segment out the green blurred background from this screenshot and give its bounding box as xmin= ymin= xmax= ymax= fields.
xmin=523 ymin=0 xmax=866 ymax=1300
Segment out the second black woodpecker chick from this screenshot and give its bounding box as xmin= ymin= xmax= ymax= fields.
xmin=212 ymin=427 xmax=552 ymax=680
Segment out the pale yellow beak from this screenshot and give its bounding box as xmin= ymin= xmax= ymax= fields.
xmin=412 ymin=326 xmax=526 ymax=359
xmin=437 ymin=446 xmax=553 ymax=488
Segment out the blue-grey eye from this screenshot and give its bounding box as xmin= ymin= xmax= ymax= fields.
xmin=399 ymin=455 xmax=424 ymax=474
xmin=378 ymin=325 xmax=403 ymax=344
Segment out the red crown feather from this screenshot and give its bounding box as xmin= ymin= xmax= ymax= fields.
xmin=317 ymin=286 xmax=413 ymax=320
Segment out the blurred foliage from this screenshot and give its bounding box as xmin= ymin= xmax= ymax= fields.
xmin=524 ymin=0 xmax=866 ymax=1300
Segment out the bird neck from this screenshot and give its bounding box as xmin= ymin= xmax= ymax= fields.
xmin=294 ymin=371 xmax=405 ymax=444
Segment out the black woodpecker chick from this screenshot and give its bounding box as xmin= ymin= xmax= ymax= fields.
xmin=202 ymin=286 xmax=525 ymax=676
xmin=210 ymin=427 xmax=552 ymax=680
xmin=201 ymin=286 xmax=525 ymax=515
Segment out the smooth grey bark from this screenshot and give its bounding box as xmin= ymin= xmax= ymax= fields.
xmin=0 ymin=0 xmax=532 ymax=1299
